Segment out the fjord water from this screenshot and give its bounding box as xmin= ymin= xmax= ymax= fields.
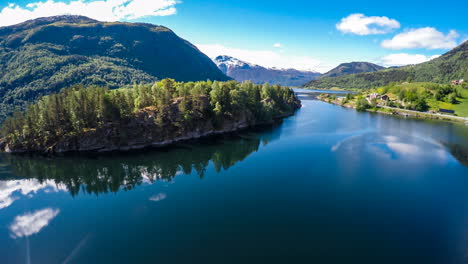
xmin=1 ymin=91 xmax=468 ymax=264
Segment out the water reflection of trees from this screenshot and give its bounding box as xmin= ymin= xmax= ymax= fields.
xmin=0 ymin=126 xmax=282 ymax=196
xmin=442 ymin=143 xmax=468 ymax=166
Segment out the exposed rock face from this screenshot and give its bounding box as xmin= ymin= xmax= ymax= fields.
xmin=3 ymin=95 xmax=301 ymax=154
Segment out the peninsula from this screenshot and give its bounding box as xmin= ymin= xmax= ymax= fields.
xmin=0 ymin=79 xmax=301 ymax=154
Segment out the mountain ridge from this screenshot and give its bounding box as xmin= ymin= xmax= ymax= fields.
xmin=318 ymin=62 xmax=385 ymax=79
xmin=304 ymin=41 xmax=468 ymax=89
xmin=0 ymin=15 xmax=229 ymax=122
xmin=214 ymin=55 xmax=321 ymax=86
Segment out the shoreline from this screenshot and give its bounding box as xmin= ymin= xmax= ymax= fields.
xmin=318 ymin=96 xmax=468 ymax=124
xmin=1 ymin=111 xmax=298 ymax=156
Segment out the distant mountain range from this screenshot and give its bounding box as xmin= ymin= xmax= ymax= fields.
xmin=318 ymin=62 xmax=385 ymax=79
xmin=304 ymin=41 xmax=468 ymax=89
xmin=214 ymin=55 xmax=321 ymax=86
xmin=0 ymin=15 xmax=229 ymax=122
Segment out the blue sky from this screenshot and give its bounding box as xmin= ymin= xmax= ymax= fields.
xmin=0 ymin=0 xmax=467 ymax=72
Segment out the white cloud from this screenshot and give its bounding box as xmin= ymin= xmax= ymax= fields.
xmin=381 ymin=27 xmax=459 ymax=50
xmin=196 ymin=43 xmax=325 ymax=72
xmin=336 ymin=13 xmax=400 ymax=35
xmin=9 ymin=208 xmax=60 ymax=238
xmin=380 ymin=53 xmax=440 ymax=66
xmin=273 ymin=43 xmax=282 ymax=48
xmin=0 ymin=0 xmax=178 ymax=27
xmin=149 ymin=192 xmax=167 ymax=202
xmin=0 ymin=179 xmax=67 ymax=210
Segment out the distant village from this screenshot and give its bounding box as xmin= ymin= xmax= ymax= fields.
xmin=319 ymin=78 xmax=467 ymax=119
xmin=363 ymin=92 xmax=456 ymax=114
xmin=358 ymin=79 xmax=466 ymax=114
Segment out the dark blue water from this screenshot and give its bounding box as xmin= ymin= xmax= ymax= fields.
xmin=1 ymin=93 xmax=468 ymax=264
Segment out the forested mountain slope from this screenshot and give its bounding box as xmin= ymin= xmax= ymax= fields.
xmin=318 ymin=62 xmax=385 ymax=79
xmin=0 ymin=15 xmax=229 ymax=122
xmin=304 ymin=41 xmax=468 ymax=89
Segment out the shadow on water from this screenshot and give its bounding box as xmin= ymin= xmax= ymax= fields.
xmin=0 ymin=124 xmax=284 ymax=197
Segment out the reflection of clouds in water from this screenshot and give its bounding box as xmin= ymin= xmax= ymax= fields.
xmin=332 ymin=133 xmax=450 ymax=162
xmin=9 ymin=208 xmax=60 ymax=238
xmin=386 ymin=142 xmax=419 ymax=156
xmin=332 ymin=134 xmax=363 ymax=152
xmin=149 ymin=193 xmax=167 ymax=202
xmin=331 ymin=130 xmax=372 ymax=152
xmin=136 ymin=168 xmax=182 ymax=186
xmin=0 ymin=180 xmax=67 ymax=210
xmin=379 ymin=135 xmax=448 ymax=161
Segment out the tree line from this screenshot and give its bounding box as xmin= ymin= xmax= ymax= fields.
xmin=1 ymin=79 xmax=298 ymax=148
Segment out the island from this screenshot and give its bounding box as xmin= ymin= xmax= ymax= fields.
xmin=0 ymin=79 xmax=301 ymax=154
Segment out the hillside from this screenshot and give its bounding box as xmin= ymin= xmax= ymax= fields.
xmin=214 ymin=55 xmax=320 ymax=86
xmin=318 ymin=62 xmax=385 ymax=79
xmin=304 ymin=41 xmax=468 ymax=89
xmin=0 ymin=15 xmax=229 ymax=122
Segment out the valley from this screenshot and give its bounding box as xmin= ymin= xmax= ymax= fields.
xmin=0 ymin=7 xmax=467 ymax=264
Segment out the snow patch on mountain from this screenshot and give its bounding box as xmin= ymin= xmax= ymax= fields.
xmin=213 ymin=55 xmax=321 ymax=86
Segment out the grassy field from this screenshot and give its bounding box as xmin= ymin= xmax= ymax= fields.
xmin=451 ymin=87 xmax=468 ymax=117
xmin=372 ymin=82 xmax=468 ymax=117
xmin=454 ymin=97 xmax=468 ymax=117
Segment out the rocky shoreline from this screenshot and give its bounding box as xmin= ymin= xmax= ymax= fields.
xmin=1 ymin=97 xmax=301 ymax=155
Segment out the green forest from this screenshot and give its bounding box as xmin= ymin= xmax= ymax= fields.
xmin=0 ymin=15 xmax=229 ymax=123
xmin=336 ymin=82 xmax=468 ymax=117
xmin=374 ymin=82 xmax=468 ymax=115
xmin=0 ymin=79 xmax=299 ymax=152
xmin=304 ymin=41 xmax=468 ymax=89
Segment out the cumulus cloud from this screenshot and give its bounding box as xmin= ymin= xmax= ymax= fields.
xmin=197 ymin=43 xmax=324 ymax=72
xmin=0 ymin=0 xmax=178 ymax=27
xmin=381 ymin=27 xmax=459 ymax=50
xmin=10 ymin=208 xmax=60 ymax=238
xmin=273 ymin=43 xmax=282 ymax=48
xmin=380 ymin=53 xmax=441 ymax=66
xmin=336 ymin=13 xmax=400 ymax=35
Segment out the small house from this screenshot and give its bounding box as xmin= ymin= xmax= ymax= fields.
xmin=452 ymin=79 xmax=465 ymax=85
xmin=368 ymin=93 xmax=380 ymax=100
xmin=440 ymin=109 xmax=455 ymax=114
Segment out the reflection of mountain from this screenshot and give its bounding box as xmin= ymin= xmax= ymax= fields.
xmin=0 ymin=126 xmax=282 ymax=197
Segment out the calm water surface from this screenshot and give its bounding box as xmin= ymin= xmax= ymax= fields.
xmin=1 ymin=92 xmax=468 ymax=264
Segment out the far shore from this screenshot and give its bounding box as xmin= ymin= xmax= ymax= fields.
xmin=302 ymin=87 xmax=348 ymax=91
xmin=318 ymin=95 xmax=468 ymax=124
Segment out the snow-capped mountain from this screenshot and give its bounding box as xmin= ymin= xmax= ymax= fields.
xmin=213 ymin=55 xmax=321 ymax=87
